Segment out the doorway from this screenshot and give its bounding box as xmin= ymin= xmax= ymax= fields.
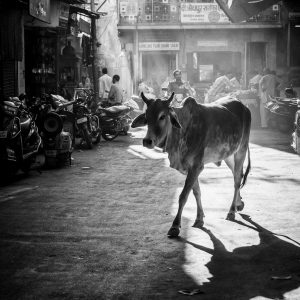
xmin=141 ymin=52 xmax=176 ymax=96
xmin=246 ymin=42 xmax=266 ymax=83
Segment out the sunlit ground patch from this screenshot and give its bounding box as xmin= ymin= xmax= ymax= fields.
xmin=127 ymin=145 xmax=168 ymax=160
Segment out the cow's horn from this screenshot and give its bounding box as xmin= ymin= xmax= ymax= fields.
xmin=166 ymin=92 xmax=174 ymax=105
xmin=141 ymin=92 xmax=151 ymax=106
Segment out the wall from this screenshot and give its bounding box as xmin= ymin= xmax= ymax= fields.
xmin=96 ymin=0 xmax=133 ymax=98
xmin=184 ymin=29 xmax=277 ymax=73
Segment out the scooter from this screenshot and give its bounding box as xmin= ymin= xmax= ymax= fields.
xmin=95 ymin=104 xmax=133 ymax=141
xmin=291 ymin=108 xmax=300 ymax=155
xmin=28 ymin=95 xmax=73 ymax=167
xmin=0 ymin=97 xmax=43 ymax=179
xmin=54 ymin=95 xmax=101 ymax=149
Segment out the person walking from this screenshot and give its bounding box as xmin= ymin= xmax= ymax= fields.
xmin=108 ymin=75 xmax=123 ymax=106
xmin=259 ymin=69 xmax=277 ymax=128
xmin=99 ymin=67 xmax=112 ymax=104
xmin=167 ymin=69 xmax=193 ymax=107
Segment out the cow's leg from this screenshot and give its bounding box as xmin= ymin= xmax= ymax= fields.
xmin=192 ymin=178 xmax=205 ymax=228
xmin=168 ymin=165 xmax=203 ymax=237
xmin=225 ymin=151 xmax=246 ymax=221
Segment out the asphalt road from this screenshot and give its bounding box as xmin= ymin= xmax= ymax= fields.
xmin=0 ymin=128 xmax=299 ymax=300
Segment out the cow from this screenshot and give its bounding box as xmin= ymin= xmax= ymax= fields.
xmin=131 ymin=92 xmax=251 ymax=237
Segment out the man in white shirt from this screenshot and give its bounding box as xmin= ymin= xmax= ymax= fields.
xmin=99 ymin=67 xmax=112 ymax=103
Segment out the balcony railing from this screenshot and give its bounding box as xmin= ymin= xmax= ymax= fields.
xmin=118 ymin=0 xmax=281 ymax=26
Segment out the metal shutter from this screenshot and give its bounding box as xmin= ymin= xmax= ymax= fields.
xmin=0 ymin=60 xmax=17 ymax=98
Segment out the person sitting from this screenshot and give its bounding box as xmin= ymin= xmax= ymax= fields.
xmin=107 ymin=75 xmax=123 ymax=106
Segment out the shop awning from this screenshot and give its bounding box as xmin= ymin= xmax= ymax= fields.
xmin=215 ymin=0 xmax=281 ymax=23
xmin=69 ymin=5 xmax=101 ymax=19
xmin=60 ymin=0 xmax=86 ymax=4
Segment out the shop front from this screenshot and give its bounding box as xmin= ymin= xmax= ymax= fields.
xmin=139 ymin=41 xmax=179 ymax=96
xmin=23 ymin=1 xmax=95 ymax=98
xmin=24 ymin=27 xmax=59 ymax=97
xmin=184 ymin=28 xmax=277 ymax=96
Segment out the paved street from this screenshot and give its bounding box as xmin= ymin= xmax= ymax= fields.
xmin=0 ymin=127 xmax=300 ymax=300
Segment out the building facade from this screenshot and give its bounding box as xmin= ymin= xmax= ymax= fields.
xmin=117 ymin=0 xmax=299 ymax=97
xmin=0 ymin=0 xmax=98 ymax=99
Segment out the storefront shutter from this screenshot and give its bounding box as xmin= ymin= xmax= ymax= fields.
xmin=0 ymin=60 xmax=17 ymax=98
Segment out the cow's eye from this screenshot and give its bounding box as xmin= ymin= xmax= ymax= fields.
xmin=159 ymin=114 xmax=166 ymax=121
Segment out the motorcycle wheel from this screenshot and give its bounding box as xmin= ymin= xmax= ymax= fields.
xmin=90 ymin=116 xmax=101 ymax=144
xmin=101 ymin=131 xmax=119 ymax=141
xmin=81 ymin=124 xmax=93 ymax=149
xmin=21 ymin=159 xmax=32 ymax=175
xmin=268 ymin=116 xmax=277 ymax=129
xmin=122 ymin=125 xmax=130 ymax=135
xmin=93 ymin=132 xmax=101 ymax=144
xmin=278 ymin=117 xmax=292 ymax=133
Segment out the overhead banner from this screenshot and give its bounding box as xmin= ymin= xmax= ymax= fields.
xmin=29 ymin=0 xmax=51 ymax=23
xmin=181 ymin=3 xmax=230 ymax=23
xmin=215 ymin=0 xmax=280 ymax=23
xmin=139 ymin=42 xmax=180 ymax=51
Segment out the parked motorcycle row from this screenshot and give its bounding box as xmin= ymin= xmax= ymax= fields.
xmin=0 ymin=91 xmax=137 ymax=180
xmin=264 ymin=87 xmax=300 ymax=155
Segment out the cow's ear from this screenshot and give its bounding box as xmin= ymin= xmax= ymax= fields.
xmin=169 ymin=109 xmax=181 ymax=128
xmin=131 ymin=113 xmax=147 ymax=128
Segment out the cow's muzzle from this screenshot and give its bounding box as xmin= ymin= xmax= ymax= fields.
xmin=143 ymin=138 xmax=154 ymax=148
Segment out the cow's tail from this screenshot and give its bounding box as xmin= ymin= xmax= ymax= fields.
xmin=240 ymin=145 xmax=251 ymax=189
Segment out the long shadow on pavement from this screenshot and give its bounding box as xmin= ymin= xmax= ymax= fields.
xmin=179 ymin=214 xmax=300 ymax=300
xmin=250 ymin=128 xmax=295 ymax=154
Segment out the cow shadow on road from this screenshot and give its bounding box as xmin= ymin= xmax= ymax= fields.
xmin=181 ymin=214 xmax=300 ymax=300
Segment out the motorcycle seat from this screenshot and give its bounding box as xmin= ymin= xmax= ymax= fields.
xmin=100 ymin=105 xmax=131 ymax=117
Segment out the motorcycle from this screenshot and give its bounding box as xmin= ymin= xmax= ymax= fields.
xmin=29 ymin=96 xmax=73 ymax=167
xmin=265 ymin=87 xmax=300 ymax=133
xmin=95 ymin=104 xmax=133 ymax=141
xmin=53 ymin=95 xmax=101 ymax=149
xmin=291 ymin=109 xmax=300 ymax=155
xmin=0 ymin=96 xmax=43 ymax=179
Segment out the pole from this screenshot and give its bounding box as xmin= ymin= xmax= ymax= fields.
xmin=91 ymin=0 xmax=99 ymax=97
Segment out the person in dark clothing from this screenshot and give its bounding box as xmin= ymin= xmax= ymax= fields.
xmin=108 ymin=75 xmax=123 ymax=106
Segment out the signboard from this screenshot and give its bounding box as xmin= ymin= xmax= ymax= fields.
xmin=68 ymin=12 xmax=78 ymax=36
xmin=181 ymin=3 xmax=230 ymax=23
xmin=59 ymin=2 xmax=69 ymax=28
xmin=199 ymin=65 xmax=214 ymax=82
xmin=289 ymin=12 xmax=300 ymax=21
xmin=139 ymin=42 xmax=180 ymax=51
xmin=197 ymin=40 xmax=228 ymax=47
xmin=29 ymin=0 xmax=51 ymax=23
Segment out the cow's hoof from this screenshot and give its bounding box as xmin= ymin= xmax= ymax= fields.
xmin=167 ymin=227 xmax=180 ymax=237
xmin=192 ymin=220 xmax=204 ymax=228
xmin=226 ymin=212 xmax=235 ymax=221
xmin=237 ymin=201 xmax=245 ymax=212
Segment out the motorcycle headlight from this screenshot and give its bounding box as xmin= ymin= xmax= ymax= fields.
xmin=42 ymin=112 xmax=63 ymax=137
